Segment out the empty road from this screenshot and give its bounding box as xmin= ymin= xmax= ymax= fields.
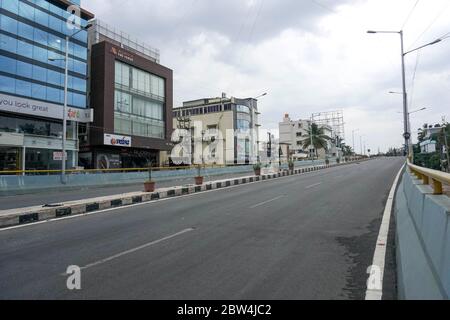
xmin=0 ymin=157 xmax=404 ymax=299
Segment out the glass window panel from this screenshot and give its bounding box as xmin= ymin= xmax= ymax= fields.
xmin=114 ymin=90 xmax=131 ymax=113
xmin=17 ymin=60 xmax=32 ymax=78
xmin=15 ymin=79 xmax=32 ymax=97
xmin=47 ymin=34 xmax=62 ymax=51
xmin=70 ymin=76 xmax=86 ymax=92
xmin=73 ymin=43 xmax=87 ymax=60
xmin=158 ymin=78 xmax=165 ymax=97
xmin=47 ymin=69 xmax=62 ymax=86
xmin=150 ymin=75 xmax=158 ymax=96
xmin=1 ymin=14 xmax=18 ymax=33
xmin=32 ymin=45 xmax=48 ymax=62
xmin=0 ymin=75 xmax=15 ymax=94
xmin=73 ymin=60 xmax=86 ymax=74
xmin=34 ymin=6 xmax=49 ymax=27
xmin=1 ymin=1 xmax=19 ymax=14
xmin=19 ymin=1 xmax=34 ymax=21
xmin=32 ymin=65 xmax=47 ymax=82
xmin=46 ymin=86 xmax=61 ymax=103
xmin=72 ymin=93 xmax=85 ymax=108
xmin=18 ymin=40 xmax=33 ymax=58
xmin=31 ymin=83 xmax=45 ymax=100
xmin=33 ymin=27 xmax=48 ymax=47
xmin=48 ymin=16 xmax=62 ymax=33
xmin=34 ymin=0 xmax=50 ymax=11
xmin=115 ymin=61 xmax=121 ymax=85
xmin=0 ymin=54 xmax=16 ymax=74
xmin=0 ymin=34 xmax=17 ymax=53
xmin=18 ymin=22 xmax=34 ymax=41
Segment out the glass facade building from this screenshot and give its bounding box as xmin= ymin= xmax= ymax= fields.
xmin=0 ymin=0 xmax=93 ymax=173
xmin=80 ymin=21 xmax=173 ymax=169
xmin=114 ymin=60 xmax=165 ymax=139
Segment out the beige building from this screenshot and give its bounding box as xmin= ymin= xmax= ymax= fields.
xmin=279 ymin=114 xmax=334 ymax=160
xmin=171 ymin=94 xmax=261 ymax=165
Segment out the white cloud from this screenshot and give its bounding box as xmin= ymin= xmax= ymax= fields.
xmin=83 ymin=0 xmax=450 ymax=152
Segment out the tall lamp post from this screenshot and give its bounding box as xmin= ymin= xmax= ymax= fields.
xmin=367 ymin=30 xmax=443 ymax=159
xmin=360 ymin=134 xmax=365 ymax=157
xmin=50 ymin=23 xmax=92 ymax=184
xmin=252 ymin=92 xmax=267 ymax=163
xmin=310 ymin=115 xmax=315 ymax=164
xmin=352 ymin=128 xmax=359 ymax=158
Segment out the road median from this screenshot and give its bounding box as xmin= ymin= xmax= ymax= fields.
xmin=0 ymin=159 xmax=369 ymax=229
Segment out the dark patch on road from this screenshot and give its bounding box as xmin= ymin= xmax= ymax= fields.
xmin=336 ymin=217 xmax=382 ymax=300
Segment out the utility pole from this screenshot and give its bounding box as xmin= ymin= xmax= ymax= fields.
xmin=310 ymin=115 xmax=314 ymax=164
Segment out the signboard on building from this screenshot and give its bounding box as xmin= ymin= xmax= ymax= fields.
xmin=0 ymin=93 xmax=93 ymax=123
xmin=53 ymin=151 xmax=67 ymax=161
xmin=104 ymin=134 xmax=132 ymax=147
xmin=110 ymin=46 xmax=134 ymax=62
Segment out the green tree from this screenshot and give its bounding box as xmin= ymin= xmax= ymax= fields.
xmin=302 ymin=123 xmax=331 ymax=158
xmin=342 ymin=145 xmax=353 ymax=157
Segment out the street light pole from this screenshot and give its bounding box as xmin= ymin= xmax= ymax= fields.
xmin=368 ymin=30 xmax=445 ymax=159
xmin=61 ymin=35 xmax=69 ymax=184
xmin=310 ymin=115 xmax=314 ymax=164
xmin=360 ymin=135 xmax=365 ymax=157
xmin=251 ymin=92 xmax=267 ymax=163
xmin=399 ymin=30 xmax=412 ymax=158
xmin=352 ymin=129 xmax=359 ymax=158
xmin=51 ymin=24 xmax=92 ymax=184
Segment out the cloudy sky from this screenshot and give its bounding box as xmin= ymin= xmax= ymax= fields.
xmin=84 ymin=0 xmax=450 ymax=153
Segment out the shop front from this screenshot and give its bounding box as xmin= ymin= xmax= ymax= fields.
xmin=80 ymin=146 xmax=159 ymax=170
xmin=0 ymin=93 xmax=93 ymax=174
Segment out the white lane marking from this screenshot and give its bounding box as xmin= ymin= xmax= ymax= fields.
xmin=249 ymin=195 xmax=285 ymax=209
xmin=61 ymin=228 xmax=194 ymax=274
xmin=305 ymin=182 xmax=322 ymax=189
xmin=365 ymin=163 xmax=405 ymax=300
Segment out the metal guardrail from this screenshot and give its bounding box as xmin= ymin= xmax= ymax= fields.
xmin=0 ymin=160 xmax=330 ymax=176
xmin=407 ymin=160 xmax=450 ymax=195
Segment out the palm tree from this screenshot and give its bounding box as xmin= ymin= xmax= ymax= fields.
xmin=302 ymin=123 xmax=332 ymax=159
xmin=342 ymin=145 xmax=353 ymax=157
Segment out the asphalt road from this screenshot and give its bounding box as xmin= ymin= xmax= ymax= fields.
xmin=0 ymin=157 xmax=404 ymax=299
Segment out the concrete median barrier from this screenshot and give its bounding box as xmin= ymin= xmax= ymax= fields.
xmin=0 ymin=159 xmax=371 ymax=229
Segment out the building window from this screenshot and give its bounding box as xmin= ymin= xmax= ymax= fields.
xmin=296 ymin=132 xmax=302 ymax=137
xmin=0 ymin=114 xmax=63 ymax=138
xmin=115 ymin=60 xmax=165 ymax=100
xmin=236 ymin=119 xmax=250 ymax=131
xmin=114 ymin=89 xmax=165 ymax=139
xmin=236 ymin=105 xmax=250 ymax=114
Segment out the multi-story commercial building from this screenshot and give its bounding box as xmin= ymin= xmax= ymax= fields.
xmin=279 ymin=114 xmax=334 ymax=160
xmin=0 ymin=0 xmax=94 ymax=172
xmin=172 ymin=94 xmax=261 ymax=165
xmin=79 ymin=19 xmax=173 ymax=169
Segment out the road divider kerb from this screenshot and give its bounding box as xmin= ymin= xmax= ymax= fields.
xmin=0 ymin=159 xmax=371 ymax=229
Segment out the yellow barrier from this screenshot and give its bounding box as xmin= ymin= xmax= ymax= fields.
xmin=0 ymin=164 xmax=227 ymax=175
xmin=407 ymin=160 xmax=450 ymax=195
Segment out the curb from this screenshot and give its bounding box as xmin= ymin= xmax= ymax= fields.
xmin=0 ymin=159 xmax=370 ymax=229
